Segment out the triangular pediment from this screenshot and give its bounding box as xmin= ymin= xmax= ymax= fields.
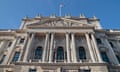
xmin=26 ymin=18 xmax=94 ymax=28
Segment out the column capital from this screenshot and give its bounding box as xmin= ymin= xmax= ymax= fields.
xmin=71 ymin=32 xmax=76 ymax=34
xmin=66 ymin=32 xmax=70 ymax=34
xmin=85 ymin=32 xmax=95 ymax=34
xmin=44 ymin=32 xmax=50 ymax=34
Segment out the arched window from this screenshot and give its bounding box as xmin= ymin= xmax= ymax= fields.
xmin=34 ymin=46 xmax=42 ymax=59
xmin=56 ymin=47 xmax=64 ymax=61
xmin=78 ymin=47 xmax=86 ymax=59
xmin=101 ymin=52 xmax=109 ymax=63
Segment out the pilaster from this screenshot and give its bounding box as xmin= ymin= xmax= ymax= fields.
xmin=71 ymin=33 xmax=77 ymax=63
xmin=103 ymin=37 xmax=119 ymax=64
xmin=85 ymin=33 xmax=95 ymax=63
xmin=42 ymin=33 xmax=49 ymax=62
xmin=23 ymin=33 xmax=35 ymax=62
xmin=91 ymin=33 xmax=103 ymax=63
xmin=49 ymin=32 xmax=54 ymax=63
xmin=66 ymin=32 xmax=71 ymax=63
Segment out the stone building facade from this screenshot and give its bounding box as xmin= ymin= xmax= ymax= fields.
xmin=0 ymin=14 xmax=120 ymax=72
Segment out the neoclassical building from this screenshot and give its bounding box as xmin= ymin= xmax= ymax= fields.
xmin=0 ymin=14 xmax=120 ymax=72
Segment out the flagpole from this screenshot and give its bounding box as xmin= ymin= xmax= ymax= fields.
xmin=59 ymin=4 xmax=64 ymax=17
xmin=59 ymin=4 xmax=62 ymax=16
xmin=59 ymin=6 xmax=61 ymax=16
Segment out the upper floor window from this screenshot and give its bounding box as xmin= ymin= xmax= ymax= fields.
xmin=101 ymin=52 xmax=109 ymax=63
xmin=78 ymin=69 xmax=91 ymax=72
xmin=12 ymin=52 xmax=20 ymax=62
xmin=29 ymin=69 xmax=36 ymax=72
xmin=96 ymin=38 xmax=102 ymax=44
xmin=34 ymin=46 xmax=42 ymax=59
xmin=8 ymin=41 xmax=12 ymax=47
xmin=0 ymin=55 xmax=6 ymax=64
xmin=6 ymin=70 xmax=13 ymax=72
xmin=109 ymin=42 xmax=114 ymax=48
xmin=19 ymin=38 xmax=25 ymax=44
xmin=116 ymin=55 xmax=120 ymax=64
xmin=78 ymin=47 xmax=86 ymax=59
xmin=56 ymin=47 xmax=64 ymax=61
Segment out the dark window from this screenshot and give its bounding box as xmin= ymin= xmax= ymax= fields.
xmin=34 ymin=46 xmax=42 ymax=59
xmin=0 ymin=55 xmax=6 ymax=64
xmin=12 ymin=52 xmax=20 ymax=62
xmin=29 ymin=69 xmax=36 ymax=72
xmin=109 ymin=42 xmax=114 ymax=48
xmin=6 ymin=70 xmax=13 ymax=72
xmin=78 ymin=69 xmax=90 ymax=72
xmin=79 ymin=47 xmax=86 ymax=59
xmin=20 ymin=38 xmax=25 ymax=44
xmin=96 ymin=38 xmax=102 ymax=44
xmin=56 ymin=47 xmax=64 ymax=61
xmin=101 ymin=52 xmax=109 ymax=63
xmin=8 ymin=42 xmax=12 ymax=47
xmin=116 ymin=55 xmax=120 ymax=63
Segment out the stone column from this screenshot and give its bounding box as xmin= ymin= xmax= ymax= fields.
xmin=71 ymin=33 xmax=77 ymax=63
xmin=49 ymin=32 xmax=54 ymax=63
xmin=103 ymin=38 xmax=119 ymax=64
xmin=0 ymin=40 xmax=7 ymax=54
xmin=4 ymin=38 xmax=18 ymax=64
xmin=91 ymin=33 xmax=103 ymax=63
xmin=18 ymin=35 xmax=29 ymax=61
xmin=42 ymin=33 xmax=49 ymax=62
xmin=66 ymin=33 xmax=70 ymax=63
xmin=23 ymin=33 xmax=35 ymax=62
xmin=85 ymin=33 xmax=95 ymax=63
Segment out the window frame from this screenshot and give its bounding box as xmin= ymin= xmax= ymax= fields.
xmin=34 ymin=46 xmax=43 ymax=59
xmin=12 ymin=52 xmax=20 ymax=62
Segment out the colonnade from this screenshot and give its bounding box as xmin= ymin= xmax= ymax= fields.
xmin=22 ymin=32 xmax=103 ymax=63
xmin=0 ymin=32 xmax=119 ymax=64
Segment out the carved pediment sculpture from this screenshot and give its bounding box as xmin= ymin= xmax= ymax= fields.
xmin=26 ymin=18 xmax=94 ymax=28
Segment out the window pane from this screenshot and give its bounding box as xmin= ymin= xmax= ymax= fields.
xmin=116 ymin=55 xmax=120 ymax=64
xmin=20 ymin=38 xmax=25 ymax=44
xmin=109 ymin=42 xmax=114 ymax=48
xmin=96 ymin=38 xmax=102 ymax=44
xmin=78 ymin=69 xmax=91 ymax=72
xmin=101 ymin=52 xmax=109 ymax=63
xmin=29 ymin=69 xmax=36 ymax=72
xmin=57 ymin=47 xmax=64 ymax=61
xmin=35 ymin=47 xmax=42 ymax=59
xmin=79 ymin=47 xmax=86 ymax=59
xmin=12 ymin=52 xmax=20 ymax=62
xmin=0 ymin=55 xmax=6 ymax=64
xmin=8 ymin=42 xmax=12 ymax=47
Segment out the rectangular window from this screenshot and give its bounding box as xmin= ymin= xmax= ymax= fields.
xmin=96 ymin=38 xmax=102 ymax=44
xmin=29 ymin=69 xmax=36 ymax=72
xmin=0 ymin=55 xmax=6 ymax=64
xmin=6 ymin=70 xmax=13 ymax=72
xmin=78 ymin=69 xmax=91 ymax=72
xmin=116 ymin=55 xmax=120 ymax=64
xmin=12 ymin=52 xmax=20 ymax=62
xmin=19 ymin=38 xmax=25 ymax=44
xmin=101 ymin=52 xmax=109 ymax=63
xmin=8 ymin=41 xmax=12 ymax=47
xmin=109 ymin=42 xmax=114 ymax=48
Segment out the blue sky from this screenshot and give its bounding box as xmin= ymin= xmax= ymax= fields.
xmin=0 ymin=0 xmax=120 ymax=29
